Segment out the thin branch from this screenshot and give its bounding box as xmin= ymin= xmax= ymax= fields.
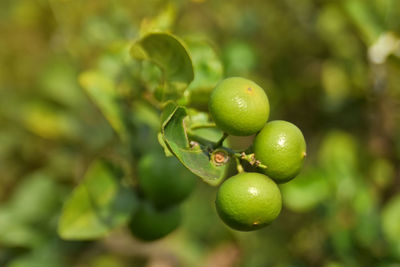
xmin=214 ymin=132 xmax=229 ymax=149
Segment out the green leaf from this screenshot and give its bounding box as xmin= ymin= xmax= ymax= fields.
xmin=0 ymin=172 xmax=64 ymax=248
xmin=185 ymin=37 xmax=224 ymax=110
xmin=161 ymin=105 xmax=231 ymax=186
xmin=139 ymin=4 xmax=177 ymax=36
xmin=0 ymin=207 xmax=45 ymax=248
xmin=79 ymin=70 xmax=128 ymax=141
xmin=281 ymin=168 xmax=331 ymax=213
xmin=22 ymin=101 xmax=80 ymax=140
xmin=382 ymin=194 xmax=400 ymax=258
xmin=58 ymin=159 xmax=137 ymax=240
xmin=157 ymin=132 xmax=173 ymax=157
xmin=130 ymin=32 xmax=194 ymax=101
xmin=186 ymin=110 xmax=221 ymax=143
xmin=10 ymin=172 xmax=63 ymax=224
xmin=343 ymin=0 xmax=384 ymax=45
xmin=223 ymin=40 xmax=256 ymax=76
xmin=318 ymin=131 xmax=358 ymax=175
xmin=132 ymin=101 xmax=160 ymax=130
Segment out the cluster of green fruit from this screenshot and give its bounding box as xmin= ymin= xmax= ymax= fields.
xmin=209 ymin=77 xmax=307 ymax=231
xmin=128 ymin=151 xmax=197 ymax=241
xmin=128 ymin=76 xmax=306 ymax=241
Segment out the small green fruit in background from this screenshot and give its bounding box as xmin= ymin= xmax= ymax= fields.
xmin=254 ymin=120 xmax=306 ymax=183
xmin=209 ymin=77 xmax=269 ymax=136
xmin=215 ymin=172 xmax=282 ymax=231
xmin=128 ymin=203 xmax=181 ymax=241
xmin=138 ymin=150 xmax=197 ymax=209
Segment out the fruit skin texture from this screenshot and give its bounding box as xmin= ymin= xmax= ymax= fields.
xmin=128 ymin=203 xmax=181 ymax=241
xmin=215 ymin=172 xmax=282 ymax=231
xmin=138 ymin=150 xmax=197 ymax=209
xmin=254 ymin=120 xmax=307 ymax=183
xmin=209 ymin=77 xmax=269 ymax=136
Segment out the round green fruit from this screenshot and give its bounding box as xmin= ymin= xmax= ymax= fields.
xmin=215 ymin=172 xmax=282 ymax=231
xmin=209 ymin=77 xmax=269 ymax=136
xmin=254 ymin=120 xmax=306 ymax=183
xmin=128 ymin=203 xmax=181 ymax=241
xmin=138 ymin=150 xmax=196 ymax=209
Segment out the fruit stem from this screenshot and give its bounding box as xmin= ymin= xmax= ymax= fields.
xmin=233 ymin=152 xmax=268 ymax=169
xmin=235 ymin=157 xmax=245 ymax=173
xmin=214 ymin=132 xmax=229 ymax=149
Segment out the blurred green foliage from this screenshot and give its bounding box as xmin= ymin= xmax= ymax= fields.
xmin=1 ymin=0 xmax=400 ymax=266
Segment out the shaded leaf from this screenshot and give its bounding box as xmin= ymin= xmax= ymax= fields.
xmin=223 ymin=40 xmax=256 ymax=76
xmin=0 ymin=207 xmax=45 ymax=248
xmin=79 ymin=70 xmax=127 ymax=141
xmin=0 ymin=172 xmax=63 ymax=248
xmin=161 ymin=105 xmax=231 ymax=186
xmin=318 ymin=131 xmax=358 ymax=175
xmin=58 ymin=160 xmax=137 ymax=240
xmin=281 ymin=168 xmax=331 ymax=213
xmin=185 ymin=37 xmax=223 ymax=110
xmin=130 ymin=32 xmax=194 ymax=101
xmin=132 ymin=101 xmax=160 ymax=130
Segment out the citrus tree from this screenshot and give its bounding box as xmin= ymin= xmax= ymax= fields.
xmin=56 ymin=29 xmax=307 ymax=242
xmin=2 ymin=0 xmax=400 ymax=265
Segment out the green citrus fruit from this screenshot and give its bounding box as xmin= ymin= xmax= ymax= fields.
xmin=254 ymin=120 xmax=307 ymax=183
xmin=128 ymin=203 xmax=181 ymax=241
xmin=215 ymin=172 xmax=282 ymax=231
xmin=209 ymin=77 xmax=269 ymax=136
xmin=138 ymin=150 xmax=197 ymax=209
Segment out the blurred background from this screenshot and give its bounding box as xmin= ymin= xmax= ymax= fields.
xmin=1 ymin=0 xmax=400 ymax=266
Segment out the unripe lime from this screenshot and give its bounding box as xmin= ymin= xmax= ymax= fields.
xmin=215 ymin=172 xmax=282 ymax=231
xmin=254 ymin=120 xmax=306 ymax=183
xmin=128 ymin=203 xmax=181 ymax=241
xmin=209 ymin=77 xmax=269 ymax=136
xmin=138 ymin=150 xmax=196 ymax=209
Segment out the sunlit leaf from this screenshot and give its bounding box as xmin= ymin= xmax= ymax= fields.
xmin=343 ymin=0 xmax=384 ymax=45
xmin=23 ymin=102 xmax=80 ymax=140
xmin=369 ymin=158 xmax=395 ymax=189
xmin=318 ymin=131 xmax=360 ymax=200
xmin=58 ymin=160 xmax=138 ymax=240
xmin=382 ymin=194 xmax=400 ymax=258
xmin=140 ymin=4 xmax=176 ymax=35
